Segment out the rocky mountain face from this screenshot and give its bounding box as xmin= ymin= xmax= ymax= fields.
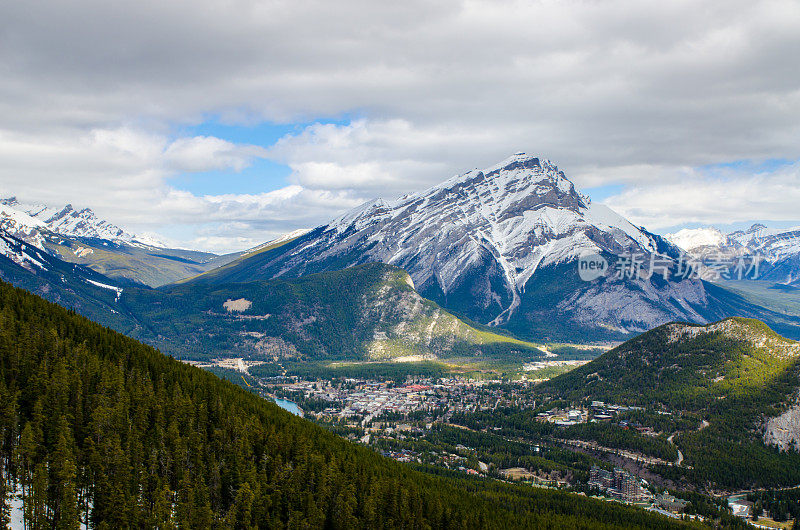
xmin=191 ymin=153 xmax=794 ymax=340
xmin=666 ymin=224 xmax=800 ymax=286
xmin=0 ymin=197 xmax=238 ymax=286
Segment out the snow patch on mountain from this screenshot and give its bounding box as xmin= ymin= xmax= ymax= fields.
xmin=85 ymin=279 xmax=123 ymax=301
xmin=0 ymin=233 xmax=49 ymax=272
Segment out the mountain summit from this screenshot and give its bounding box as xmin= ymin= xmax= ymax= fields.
xmin=310 ymin=153 xmax=664 ymax=324
xmin=188 ymin=154 xmax=758 ymax=339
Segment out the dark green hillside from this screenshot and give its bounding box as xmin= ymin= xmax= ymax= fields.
xmin=123 ymin=263 xmax=545 ymax=362
xmin=0 ymin=280 xmax=691 ymax=528
xmin=542 ymin=318 xmax=800 ymax=488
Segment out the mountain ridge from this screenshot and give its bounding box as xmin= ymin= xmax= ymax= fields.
xmin=0 ymin=223 xmax=547 ymax=364
xmin=185 ymin=153 xmax=800 ymax=341
xmin=0 ymin=196 xmax=162 ymax=247
xmin=0 ymin=197 xmax=241 ymax=286
xmin=666 ymin=224 xmax=800 ymax=286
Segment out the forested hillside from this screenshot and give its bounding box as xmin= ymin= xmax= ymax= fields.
xmin=541 ymin=318 xmax=800 ymax=488
xmin=122 ymin=263 xmax=544 ymax=362
xmin=0 ymin=280 xmax=689 ymax=528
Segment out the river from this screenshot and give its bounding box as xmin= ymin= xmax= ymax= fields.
xmin=273 ymin=397 xmax=304 ymax=417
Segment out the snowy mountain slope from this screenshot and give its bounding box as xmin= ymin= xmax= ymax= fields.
xmin=665 ymin=227 xmax=732 ymax=253
xmin=0 ymin=197 xmax=158 ymax=246
xmin=0 ymin=227 xmax=140 ymax=331
xmin=0 ymin=197 xmax=240 ymax=286
xmin=191 ymin=153 xmax=793 ymax=340
xmin=730 ymin=225 xmax=800 ymax=285
xmin=667 ymin=224 xmax=800 ymax=286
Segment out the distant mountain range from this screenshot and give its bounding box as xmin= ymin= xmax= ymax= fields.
xmin=0 ymin=226 xmax=544 ymax=363
xmin=0 ymin=196 xmax=160 ymax=245
xmin=666 ymin=224 xmax=800 ymax=286
xmin=186 ymin=153 xmax=800 ymax=341
xmin=0 ymin=197 xmax=239 ymax=286
xmin=3 ymin=153 xmax=800 ymax=350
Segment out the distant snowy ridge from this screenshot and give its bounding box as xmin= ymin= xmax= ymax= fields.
xmin=665 ymin=227 xmax=729 ymax=253
xmin=0 ymin=197 xmax=165 ymax=248
xmin=665 ymin=224 xmax=800 ymax=286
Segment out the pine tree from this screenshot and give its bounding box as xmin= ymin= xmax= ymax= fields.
xmin=17 ymin=422 xmax=36 ymax=525
xmin=151 ymin=483 xmax=176 ymax=530
xmin=0 ymin=467 xmax=10 ymax=529
xmin=51 ymin=421 xmax=79 ymax=530
xmin=29 ymin=462 xmax=49 ymax=528
xmin=231 ymin=482 xmax=255 ymax=530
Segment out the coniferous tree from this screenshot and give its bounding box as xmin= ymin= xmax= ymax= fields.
xmin=0 ymin=467 xmax=10 ymax=529
xmin=51 ymin=421 xmax=79 ymax=530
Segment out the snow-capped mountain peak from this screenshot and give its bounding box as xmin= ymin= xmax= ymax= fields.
xmin=0 ymin=197 xmax=163 ymax=248
xmin=665 ymin=227 xmax=729 ymax=253
xmin=211 ymin=153 xmax=685 ymax=331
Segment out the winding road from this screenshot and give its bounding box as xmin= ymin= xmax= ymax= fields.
xmin=667 ymin=433 xmax=683 ymax=465
xmin=667 ymin=420 xmax=708 ymax=466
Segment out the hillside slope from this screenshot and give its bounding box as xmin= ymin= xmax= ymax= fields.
xmin=0 ymin=231 xmax=545 ymax=363
xmin=124 ymin=263 xmax=545 ymax=362
xmin=542 ymin=317 xmax=800 ymax=488
xmin=0 ymin=279 xmax=691 ymax=529
xmin=0 ymin=228 xmax=138 ymax=331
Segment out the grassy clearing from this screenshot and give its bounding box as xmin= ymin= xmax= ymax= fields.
xmin=714 ymin=279 xmax=800 ymax=317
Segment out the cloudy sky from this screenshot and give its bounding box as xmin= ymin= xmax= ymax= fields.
xmin=1 ymin=0 xmax=798 ymax=252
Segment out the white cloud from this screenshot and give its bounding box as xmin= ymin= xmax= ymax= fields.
xmin=0 ymin=125 xmax=368 ymax=251
xmin=164 ymin=136 xmax=267 ymax=172
xmin=604 ymin=163 xmax=800 ymax=230
xmin=0 ymin=0 xmax=798 ymax=250
xmin=268 ymin=119 xmax=497 ymax=194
